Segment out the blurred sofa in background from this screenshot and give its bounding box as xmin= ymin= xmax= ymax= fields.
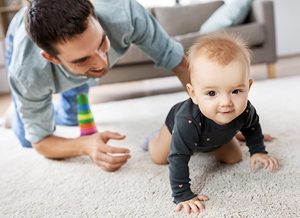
xmin=100 ymin=0 xmax=276 ymax=85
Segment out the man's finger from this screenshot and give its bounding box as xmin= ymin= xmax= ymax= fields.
xmin=101 ymin=143 xmax=130 ymax=154
xmin=102 ymin=131 xmax=126 ymax=141
xmin=100 ymin=152 xmax=131 ymax=164
xmin=97 ymin=159 xmax=128 ymax=172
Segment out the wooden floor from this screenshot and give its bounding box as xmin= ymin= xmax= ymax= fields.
xmin=1 ymin=54 xmax=300 ymax=117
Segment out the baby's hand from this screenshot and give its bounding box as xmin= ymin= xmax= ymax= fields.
xmin=175 ymin=195 xmax=209 ymax=215
xmin=250 ymin=153 xmax=279 ymax=172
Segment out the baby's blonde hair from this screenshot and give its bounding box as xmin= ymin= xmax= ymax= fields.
xmin=187 ymin=32 xmax=252 ymax=81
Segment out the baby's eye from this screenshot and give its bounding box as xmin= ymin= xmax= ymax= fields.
xmin=207 ymin=91 xmax=216 ymax=96
xmin=232 ymin=89 xmax=241 ymax=94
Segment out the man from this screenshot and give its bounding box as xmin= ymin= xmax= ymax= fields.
xmin=5 ymin=0 xmax=189 ymax=171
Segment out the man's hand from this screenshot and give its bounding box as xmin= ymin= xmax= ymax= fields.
xmin=250 ymin=153 xmax=279 ymax=172
xmin=83 ymin=131 xmax=130 ymax=172
xmin=175 ymin=195 xmax=209 ymax=215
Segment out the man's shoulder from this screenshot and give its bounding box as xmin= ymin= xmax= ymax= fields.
xmin=8 ymin=60 xmax=55 ymax=98
xmin=92 ymin=0 xmax=143 ymax=32
xmin=8 ymin=9 xmax=44 ymax=72
xmin=8 ymin=7 xmax=27 ymax=31
xmin=92 ymin=0 xmax=130 ymax=20
xmin=9 ymin=33 xmax=50 ymax=79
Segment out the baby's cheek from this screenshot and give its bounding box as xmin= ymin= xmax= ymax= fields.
xmin=237 ymin=100 xmax=248 ymax=114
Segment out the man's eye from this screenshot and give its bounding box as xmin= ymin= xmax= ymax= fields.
xmin=232 ymin=89 xmax=241 ymax=94
xmin=73 ymin=58 xmax=88 ymax=64
xmin=207 ymin=91 xmax=216 ymax=96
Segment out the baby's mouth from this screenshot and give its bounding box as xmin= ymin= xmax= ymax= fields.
xmin=219 ymin=110 xmax=233 ymax=114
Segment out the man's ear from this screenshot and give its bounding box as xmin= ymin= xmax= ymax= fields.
xmin=249 ymin=79 xmax=253 ymax=90
xmin=186 ymin=83 xmax=198 ymax=105
xmin=40 ymin=51 xmax=61 ymax=65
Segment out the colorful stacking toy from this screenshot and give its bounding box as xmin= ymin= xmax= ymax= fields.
xmin=77 ymin=93 xmax=98 ymax=136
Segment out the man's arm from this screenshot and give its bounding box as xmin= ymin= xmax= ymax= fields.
xmin=32 ymin=131 xmax=131 ymax=172
xmin=171 ymin=55 xmax=189 ymax=90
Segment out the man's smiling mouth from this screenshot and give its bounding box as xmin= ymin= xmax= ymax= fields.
xmin=91 ymin=68 xmax=104 ymax=73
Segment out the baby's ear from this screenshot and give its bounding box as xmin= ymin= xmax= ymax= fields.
xmin=186 ymin=83 xmax=198 ymax=105
xmin=249 ymin=79 xmax=253 ymax=90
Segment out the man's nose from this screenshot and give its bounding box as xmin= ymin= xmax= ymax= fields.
xmin=92 ymin=51 xmax=107 ymax=68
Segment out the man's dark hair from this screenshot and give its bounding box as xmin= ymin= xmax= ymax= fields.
xmin=24 ymin=0 xmax=97 ymax=58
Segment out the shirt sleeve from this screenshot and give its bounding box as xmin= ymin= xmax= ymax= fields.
xmin=94 ymin=0 xmax=184 ymax=71
xmin=8 ymin=68 xmax=56 ymax=143
xmin=128 ymin=0 xmax=184 ymax=71
xmin=240 ymin=102 xmax=268 ymax=156
xmin=167 ymin=115 xmax=199 ymax=204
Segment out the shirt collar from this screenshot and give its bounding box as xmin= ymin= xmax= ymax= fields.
xmin=58 ymin=64 xmax=88 ymax=79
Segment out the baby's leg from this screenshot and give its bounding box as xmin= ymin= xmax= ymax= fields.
xmin=211 ymin=137 xmax=242 ymax=164
xmin=148 ymin=124 xmax=172 ymax=165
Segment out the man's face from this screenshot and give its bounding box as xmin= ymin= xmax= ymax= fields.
xmin=53 ymin=16 xmax=111 ymax=78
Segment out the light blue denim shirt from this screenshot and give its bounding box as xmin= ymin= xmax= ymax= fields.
xmin=6 ymin=0 xmax=184 ymax=143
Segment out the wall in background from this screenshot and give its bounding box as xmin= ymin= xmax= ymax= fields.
xmin=139 ymin=0 xmax=300 ymax=56
xmin=224 ymin=0 xmax=300 ymax=56
xmin=272 ymin=0 xmax=300 ymax=56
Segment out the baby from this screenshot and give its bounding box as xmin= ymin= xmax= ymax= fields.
xmin=141 ymin=32 xmax=279 ymax=215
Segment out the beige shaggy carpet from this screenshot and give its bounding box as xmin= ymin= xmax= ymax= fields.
xmin=1 ymin=75 xmax=300 ymax=218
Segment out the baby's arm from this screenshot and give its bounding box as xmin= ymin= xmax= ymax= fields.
xmin=169 ymin=152 xmax=209 ymax=215
xmin=168 ymin=117 xmax=209 ymax=215
xmin=250 ymin=153 xmax=279 ymax=172
xmin=241 ymin=102 xmax=279 ymax=172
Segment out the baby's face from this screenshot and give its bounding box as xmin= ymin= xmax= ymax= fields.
xmin=187 ymin=56 xmax=253 ymax=125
